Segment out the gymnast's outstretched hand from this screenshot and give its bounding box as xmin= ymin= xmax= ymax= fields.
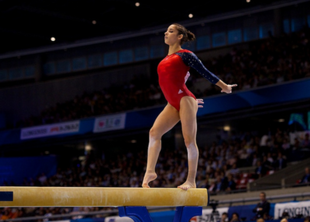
xmin=221 ymin=84 xmax=238 ymax=94
xmin=196 ymin=99 xmax=204 ymax=108
xmin=215 ymin=80 xmax=237 ymax=94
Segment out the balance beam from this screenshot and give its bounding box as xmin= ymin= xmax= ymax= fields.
xmin=0 ymin=187 xmax=209 ymax=207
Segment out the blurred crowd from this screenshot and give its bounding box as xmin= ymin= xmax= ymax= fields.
xmin=198 ymin=26 xmax=310 ymax=95
xmin=1 ymin=126 xmax=310 ymax=220
xmin=14 ymin=27 xmax=310 ymax=128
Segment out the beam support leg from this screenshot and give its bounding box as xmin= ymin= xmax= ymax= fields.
xmin=119 ymin=206 xmax=153 ymax=222
xmin=173 ymin=206 xmax=202 ymax=222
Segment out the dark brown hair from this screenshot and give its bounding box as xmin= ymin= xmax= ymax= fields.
xmin=172 ymin=23 xmax=196 ymax=45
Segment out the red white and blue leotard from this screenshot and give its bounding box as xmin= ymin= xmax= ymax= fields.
xmin=157 ymin=49 xmax=220 ymax=111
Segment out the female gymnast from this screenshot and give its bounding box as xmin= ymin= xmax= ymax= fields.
xmin=142 ymin=23 xmax=237 ymax=190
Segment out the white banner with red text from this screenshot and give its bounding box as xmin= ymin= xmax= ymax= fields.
xmin=93 ymin=114 xmax=126 ymax=133
xmin=20 ymin=121 xmax=80 ymax=140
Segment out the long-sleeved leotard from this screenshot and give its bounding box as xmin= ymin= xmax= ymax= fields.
xmin=157 ymin=49 xmax=220 ymax=111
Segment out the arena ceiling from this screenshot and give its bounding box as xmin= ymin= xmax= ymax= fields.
xmin=0 ymin=0 xmax=284 ymax=54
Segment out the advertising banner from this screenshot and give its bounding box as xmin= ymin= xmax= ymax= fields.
xmin=93 ymin=114 xmax=126 ymax=133
xmin=20 ymin=121 xmax=80 ymax=140
xmin=274 ymin=201 xmax=310 ymax=219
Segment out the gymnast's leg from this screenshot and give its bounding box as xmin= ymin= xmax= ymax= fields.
xmin=142 ymin=103 xmax=180 ymax=188
xmin=178 ymin=96 xmax=199 ymax=190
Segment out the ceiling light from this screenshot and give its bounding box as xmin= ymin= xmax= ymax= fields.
xmin=246 ymin=0 xmax=251 ymax=2
xmin=188 ymin=13 xmax=193 ymax=18
xmin=135 ymin=2 xmax=140 ymax=7
xmin=85 ymin=144 xmax=92 ymax=151
xmin=223 ymin=125 xmax=231 ymax=131
xmin=92 ymin=20 xmax=97 ymax=25
xmin=50 ymin=37 xmax=56 ymax=42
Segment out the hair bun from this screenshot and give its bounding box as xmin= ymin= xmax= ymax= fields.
xmin=172 ymin=23 xmax=196 ymax=45
xmin=186 ymin=30 xmax=196 ymax=42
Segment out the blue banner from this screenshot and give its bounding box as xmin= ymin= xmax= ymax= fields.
xmin=0 ymin=78 xmax=309 ymax=145
xmin=197 ymin=78 xmax=310 ymax=116
xmin=0 ymin=156 xmax=57 ymax=185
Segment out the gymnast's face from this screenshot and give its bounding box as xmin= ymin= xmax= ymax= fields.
xmin=164 ymin=25 xmax=183 ymax=46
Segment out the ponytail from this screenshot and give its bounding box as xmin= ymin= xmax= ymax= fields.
xmin=172 ymin=23 xmax=196 ymax=45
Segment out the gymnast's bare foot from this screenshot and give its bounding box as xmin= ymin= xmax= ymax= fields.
xmin=177 ymin=181 xmax=196 ymax=190
xmin=142 ymin=172 xmax=157 ymax=188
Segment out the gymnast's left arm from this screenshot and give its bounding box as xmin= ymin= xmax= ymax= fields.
xmin=180 ymin=52 xmax=237 ymax=94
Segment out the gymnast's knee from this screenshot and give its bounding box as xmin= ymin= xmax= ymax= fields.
xmin=149 ymin=127 xmax=162 ymax=141
xmin=184 ymin=137 xmax=196 ymax=148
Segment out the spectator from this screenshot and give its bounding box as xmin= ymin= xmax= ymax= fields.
xmin=256 ymin=218 xmax=264 ymax=222
xmin=282 ymin=211 xmax=290 ymax=219
xmin=273 ymin=152 xmax=287 ymax=170
xmin=299 ymin=167 xmax=310 ymax=185
xmin=208 ymin=175 xmax=225 ymax=194
xmin=304 ymin=216 xmax=310 ymax=222
xmin=266 ymin=152 xmax=274 ymax=165
xmin=291 ymin=137 xmax=302 ymax=161
xmin=282 ymin=138 xmax=291 ymax=157
xmin=262 ymin=156 xmax=273 ymax=171
xmin=228 ymin=163 xmax=240 ymax=176
xmin=281 ymin=218 xmax=288 ymax=222
xmin=38 ymin=173 xmax=48 ymax=185
xmin=208 ymin=181 xmax=217 ymax=194
xmin=239 ymin=148 xmax=249 ymax=167
xmin=230 ymin=212 xmax=241 ymax=222
xmin=0 ymin=208 xmax=10 ymax=220
xmin=220 ymin=212 xmax=229 ymax=222
xmin=214 ymin=175 xmax=227 ymax=193
xmin=252 ymin=153 xmax=259 ymax=168
xmin=253 ymin=192 xmax=270 ymax=219
xmin=301 ymin=133 xmax=310 ymax=148
xmin=225 ymin=173 xmax=236 ymax=192
xmin=254 ymin=160 xmax=267 ymax=179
